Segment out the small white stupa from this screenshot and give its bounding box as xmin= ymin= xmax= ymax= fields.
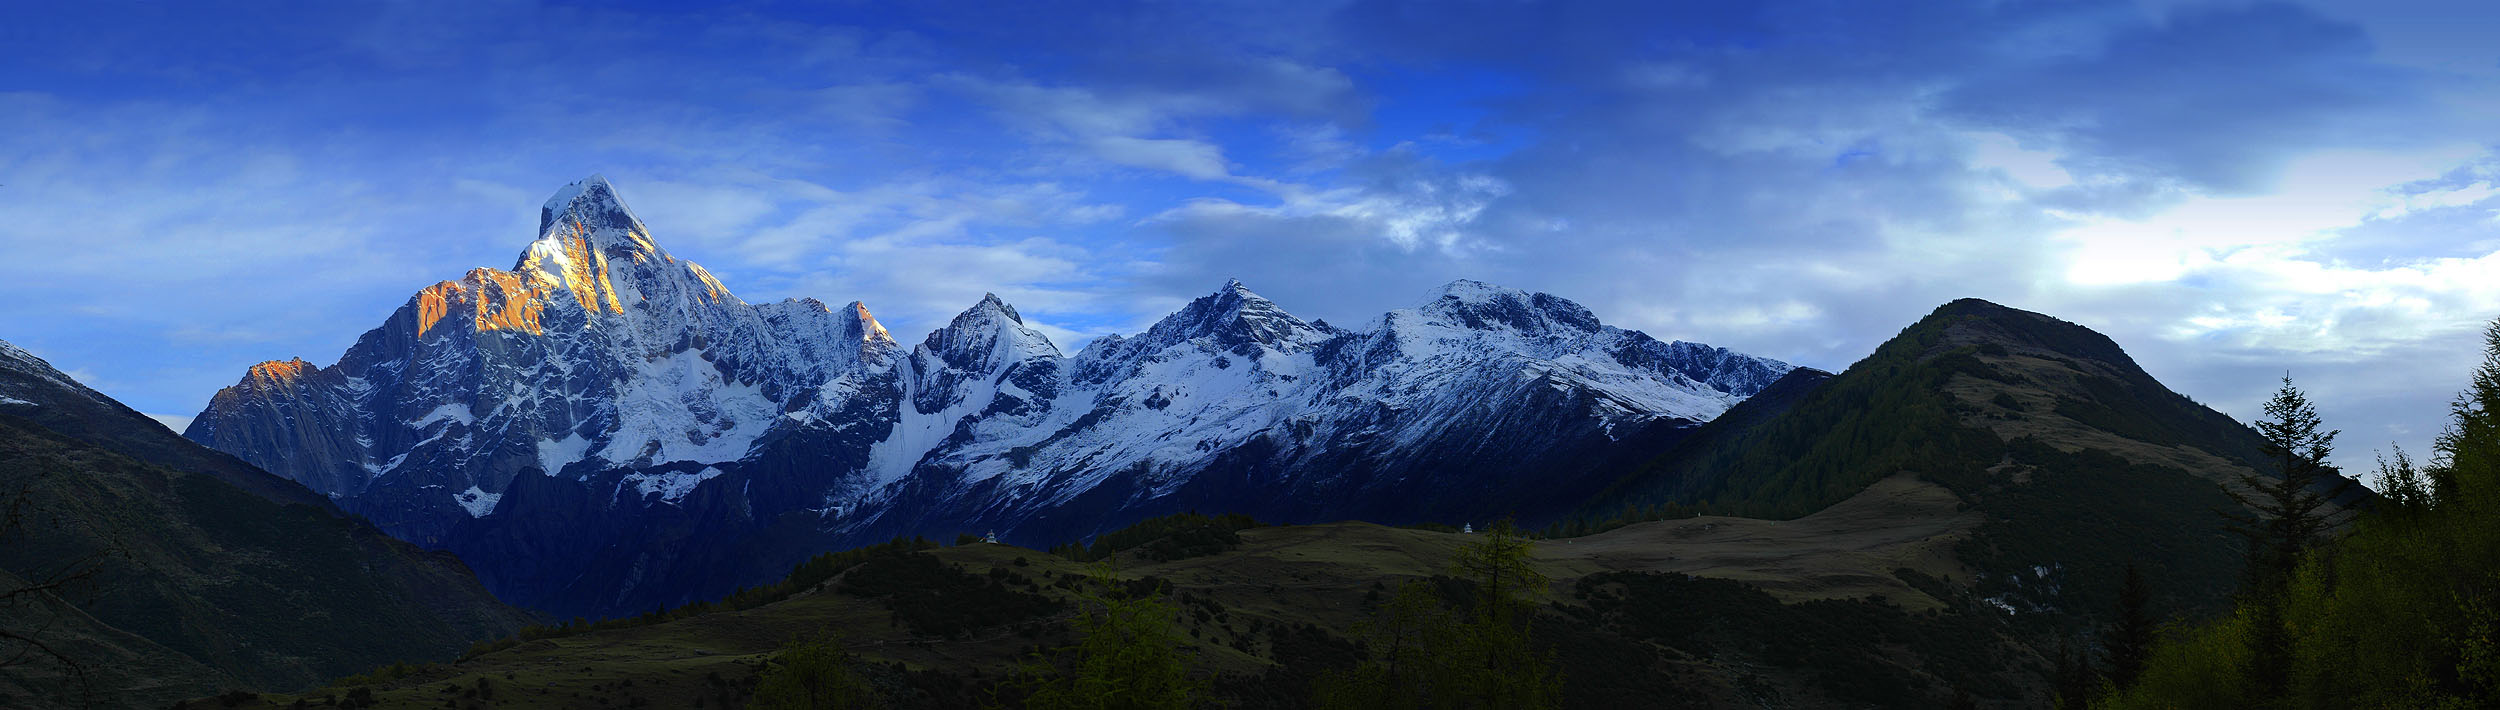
xmin=1462 ymin=523 xmax=1474 ymax=534
xmin=983 ymin=530 xmax=999 ymax=544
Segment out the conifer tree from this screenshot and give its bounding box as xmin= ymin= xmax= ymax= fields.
xmin=1317 ymin=519 xmax=1559 ymax=710
xmin=2434 ymin=319 xmax=2500 ymax=504
xmin=2052 ymin=639 xmax=2098 ymax=710
xmin=2228 ymin=375 xmax=2340 ymax=595
xmin=2104 ymin=317 xmax=2500 ymax=709
xmin=1449 ymin=518 xmax=1558 ymax=709
xmin=2101 ymin=565 xmax=2156 ymax=692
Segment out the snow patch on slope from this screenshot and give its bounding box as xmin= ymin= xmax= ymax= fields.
xmin=621 ymin=466 xmax=723 ymax=504
xmin=454 ymin=486 xmax=501 ymax=517
xmin=597 ymin=350 xmax=776 ymax=466
xmin=537 ymin=432 xmax=593 ymax=476
xmin=414 ymin=403 xmax=476 ymax=428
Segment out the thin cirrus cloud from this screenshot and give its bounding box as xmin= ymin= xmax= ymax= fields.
xmin=0 ymin=0 xmax=2494 ymax=475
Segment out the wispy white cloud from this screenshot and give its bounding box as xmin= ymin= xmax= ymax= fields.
xmin=7 ymin=0 xmax=2500 ymax=478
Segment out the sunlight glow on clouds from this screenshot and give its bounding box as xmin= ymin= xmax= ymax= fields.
xmin=2055 ymin=144 xmax=2500 ymax=362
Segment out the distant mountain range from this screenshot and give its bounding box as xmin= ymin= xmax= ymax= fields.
xmin=3 ymin=175 xmax=2393 ymax=708
xmin=184 ymin=176 xmax=1792 ymax=617
xmin=177 ymin=294 xmax=2378 ymax=710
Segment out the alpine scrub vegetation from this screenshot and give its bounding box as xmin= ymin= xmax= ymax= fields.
xmin=1005 ymin=564 xmax=1205 ymax=710
xmin=2108 ymin=318 xmax=2500 ymax=708
xmin=1315 ymin=518 xmax=1561 ymax=710
xmin=753 ymin=636 xmax=876 ymax=710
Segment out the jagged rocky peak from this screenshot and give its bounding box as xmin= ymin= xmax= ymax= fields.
xmin=1416 ymin=279 xmax=1603 ymax=335
xmin=910 ymin=293 xmax=1064 ymax=415
xmin=535 ymin=174 xmax=650 ymax=249
xmin=921 ymin=293 xmax=1062 ymax=368
xmin=245 ymin=357 xmax=317 ymax=385
xmin=844 ymin=300 xmax=896 ymax=346
xmin=1140 ymin=279 xmax=1328 ymax=352
xmin=512 ymin=174 xmax=714 ymax=319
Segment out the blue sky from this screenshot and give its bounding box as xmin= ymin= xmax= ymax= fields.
xmin=3 ymin=0 xmax=2497 ymax=475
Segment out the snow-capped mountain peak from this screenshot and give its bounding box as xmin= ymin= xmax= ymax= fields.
xmin=843 ymin=300 xmax=896 ymax=347
xmin=921 ymin=293 xmax=1062 ymax=366
xmin=1415 ymin=278 xmax=1602 ymax=336
xmin=536 ymin=174 xmax=646 ymax=243
xmin=907 ymin=293 xmax=1064 ymax=417
xmin=187 ymin=176 xmax=901 ymax=536
xmin=1135 ymin=279 xmax=1328 ymax=354
xmin=512 ymin=174 xmax=704 ymax=323
xmin=187 ymin=176 xmax=1797 ymax=618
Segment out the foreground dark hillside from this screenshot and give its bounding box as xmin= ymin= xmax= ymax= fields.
xmin=191 ymin=515 xmax=2054 ymax=709
xmin=0 ymin=341 xmax=531 ymax=709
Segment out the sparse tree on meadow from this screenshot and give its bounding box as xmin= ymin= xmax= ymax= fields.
xmin=0 ymin=466 xmax=127 ymax=706
xmin=1320 ymin=519 xmax=1558 ymax=710
xmin=1448 ymin=518 xmax=1559 ymax=709
xmin=1015 ymin=564 xmax=1201 ymax=710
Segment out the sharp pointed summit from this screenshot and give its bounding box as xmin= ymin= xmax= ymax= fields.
xmin=919 ymin=292 xmax=1062 ymax=371
xmin=536 ymin=174 xmax=646 ymax=239
xmin=845 ymin=300 xmax=895 ymax=346
xmin=974 ymin=292 xmax=1024 ymax=323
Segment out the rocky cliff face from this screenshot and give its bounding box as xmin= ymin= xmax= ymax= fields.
xmin=189 ymin=176 xmax=1791 ymax=616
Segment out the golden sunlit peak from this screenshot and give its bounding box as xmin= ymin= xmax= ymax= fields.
xmin=413 ymin=269 xmax=552 ymax=337
xmin=245 ymin=358 xmax=313 ymax=383
xmin=684 ymin=262 xmax=732 ymax=304
xmin=852 ymin=301 xmax=893 ymax=342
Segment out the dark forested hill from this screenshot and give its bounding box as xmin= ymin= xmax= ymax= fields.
xmin=1579 ymin=297 xmax=2368 ymax=651
xmin=0 ymin=341 xmax=531 ymax=709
